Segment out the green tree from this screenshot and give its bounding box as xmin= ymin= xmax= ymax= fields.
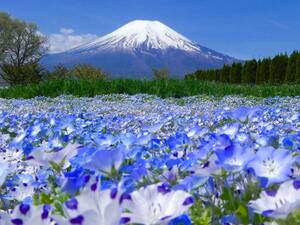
xmin=241 ymin=60 xmax=257 ymax=84
xmin=47 ymin=64 xmax=69 ymax=80
xmin=220 ymin=65 xmax=230 ymax=83
xmin=229 ymin=62 xmax=242 ymax=84
xmin=70 ymin=64 xmax=107 ymax=80
xmin=0 ymin=12 xmax=12 ymax=61
xmin=285 ymin=51 xmax=299 ymax=83
xmin=0 ymin=12 xmax=47 ymax=85
xmin=215 ymin=69 xmax=221 ymax=82
xmin=269 ymin=54 xmax=288 ymax=84
xmin=1 ymin=62 xmax=45 ymax=85
xmin=153 ymin=68 xmax=170 ymax=80
xmin=184 ymin=73 xmax=195 ymax=80
xmin=208 ymin=70 xmax=216 ymax=81
xmin=195 ymin=70 xmax=205 ymax=80
xmin=256 ymin=58 xmax=271 ymax=84
xmin=296 ymin=53 xmax=300 ymax=83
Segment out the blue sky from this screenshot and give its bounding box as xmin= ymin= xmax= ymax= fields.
xmin=1 ymin=0 xmax=299 ymax=59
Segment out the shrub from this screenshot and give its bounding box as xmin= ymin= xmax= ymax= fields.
xmin=0 ymin=62 xmax=45 ymax=85
xmin=153 ymin=68 xmax=170 ymax=80
xmin=69 ymin=64 xmax=107 ymax=80
xmin=46 ymin=64 xmax=69 ymax=80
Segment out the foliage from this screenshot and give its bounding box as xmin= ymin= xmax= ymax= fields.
xmin=220 ymin=65 xmax=230 ymax=83
xmin=46 ymin=64 xmax=69 ymax=80
xmin=186 ymin=51 xmax=300 ymax=85
xmin=269 ymin=54 xmax=289 ymax=84
xmin=69 ymin=64 xmax=107 ymax=80
xmin=153 ymin=68 xmax=170 ymax=80
xmin=0 ymin=62 xmax=45 ymax=85
xmin=0 ymin=11 xmax=47 ymax=85
xmin=0 ymin=79 xmax=300 ymax=99
xmin=256 ymin=58 xmax=271 ymax=85
xmin=241 ymin=59 xmax=257 ymax=84
xmin=229 ymin=62 xmax=242 ymax=84
xmin=285 ymin=51 xmax=300 ymax=83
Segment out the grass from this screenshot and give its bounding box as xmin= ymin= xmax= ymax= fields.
xmin=0 ymin=79 xmax=299 ymax=99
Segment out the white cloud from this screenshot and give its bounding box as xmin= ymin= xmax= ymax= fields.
xmin=59 ymin=28 xmax=75 ymax=35
xmin=48 ymin=28 xmax=98 ymax=53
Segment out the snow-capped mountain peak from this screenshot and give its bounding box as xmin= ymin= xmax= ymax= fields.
xmin=70 ymin=20 xmax=201 ymax=53
xmin=44 ymin=20 xmax=239 ymax=78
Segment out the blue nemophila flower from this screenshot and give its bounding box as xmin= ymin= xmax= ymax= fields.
xmin=22 ymin=141 xmax=34 ymax=156
xmin=28 ymin=123 xmax=42 ymax=138
xmin=249 ymin=180 xmax=300 ymax=219
xmin=6 ymin=182 xmax=34 ymax=202
xmin=230 ymin=106 xmax=257 ymax=122
xmin=29 ymin=143 xmax=80 ymax=169
xmin=256 ymin=134 xmax=278 ymax=148
xmin=48 ymin=133 xmax=65 ymax=150
xmin=11 ymin=131 xmax=26 ymax=149
xmin=281 ymin=137 xmax=294 ymax=150
xmin=166 ymin=133 xmax=190 ymax=151
xmin=247 ymin=147 xmax=294 ymax=187
xmin=61 ymin=168 xmax=86 ymax=195
xmin=93 ymin=134 xmax=117 ymax=147
xmin=77 ymin=147 xmax=124 ymax=174
xmin=192 ymin=154 xmax=222 ymax=176
xmin=167 ymin=214 xmax=192 ymax=225
xmin=121 ymin=183 xmax=194 ymax=225
xmin=215 ymin=144 xmax=255 ymax=172
xmin=217 ymin=123 xmax=240 ymax=139
xmin=120 ymin=133 xmax=138 ymax=149
xmin=220 ymin=214 xmax=237 ymax=225
xmin=54 ymin=182 xmax=122 ymax=225
xmin=1 ymin=94 xmax=300 ymax=224
xmin=187 ymin=125 xmax=208 ymax=139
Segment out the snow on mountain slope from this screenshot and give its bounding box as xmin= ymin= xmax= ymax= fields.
xmin=69 ymin=20 xmax=200 ymax=53
xmin=43 ymin=20 xmax=240 ymax=78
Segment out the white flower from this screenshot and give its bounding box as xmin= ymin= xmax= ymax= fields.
xmin=249 ymin=180 xmax=300 ymax=219
xmin=54 ymin=181 xmax=122 ymax=225
xmin=0 ymin=162 xmax=9 ymax=186
xmin=8 ymin=204 xmax=53 ymax=225
xmin=121 ymin=183 xmax=194 ymax=225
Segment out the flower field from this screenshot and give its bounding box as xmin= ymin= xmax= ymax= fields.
xmin=0 ymin=94 xmax=300 ymax=225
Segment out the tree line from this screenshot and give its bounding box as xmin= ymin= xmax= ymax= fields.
xmin=185 ymin=52 xmax=300 ymax=84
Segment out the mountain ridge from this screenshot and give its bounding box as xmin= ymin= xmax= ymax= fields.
xmin=43 ymin=20 xmax=239 ymax=78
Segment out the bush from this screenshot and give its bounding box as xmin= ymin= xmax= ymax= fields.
xmin=69 ymin=64 xmax=107 ymax=80
xmin=0 ymin=79 xmax=299 ymax=99
xmin=46 ymin=64 xmax=69 ymax=80
xmin=0 ymin=62 xmax=45 ymax=85
xmin=153 ymin=68 xmax=170 ymax=80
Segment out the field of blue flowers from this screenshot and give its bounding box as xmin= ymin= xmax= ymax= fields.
xmin=0 ymin=94 xmax=300 ymax=225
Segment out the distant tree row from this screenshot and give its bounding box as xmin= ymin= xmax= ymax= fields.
xmin=185 ymin=52 xmax=300 ymax=84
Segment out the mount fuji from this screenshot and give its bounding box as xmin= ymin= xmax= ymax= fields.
xmin=43 ymin=20 xmax=239 ymax=78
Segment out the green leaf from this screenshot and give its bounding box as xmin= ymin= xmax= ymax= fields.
xmin=49 ymin=161 xmax=62 ymax=173
xmin=32 ymin=193 xmax=40 ymax=205
xmin=40 ymin=192 xmax=54 ymax=204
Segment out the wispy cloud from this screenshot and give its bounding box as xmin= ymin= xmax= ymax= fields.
xmin=267 ymin=20 xmax=290 ymax=30
xmin=59 ymin=28 xmax=75 ymax=35
xmin=48 ymin=28 xmax=98 ymax=53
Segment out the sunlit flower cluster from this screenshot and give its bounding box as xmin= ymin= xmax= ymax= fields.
xmin=0 ymin=94 xmax=300 ymax=224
